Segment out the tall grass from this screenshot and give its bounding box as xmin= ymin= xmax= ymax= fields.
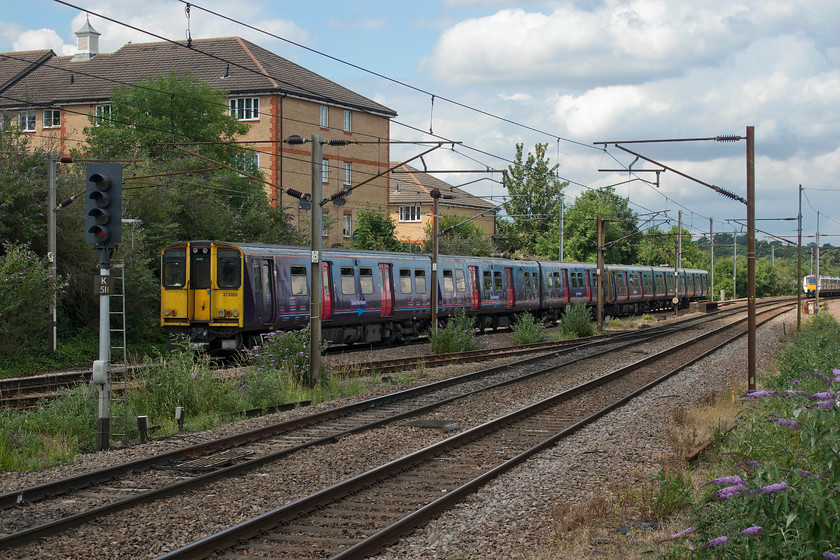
xmin=0 ymin=328 xmax=373 ymax=471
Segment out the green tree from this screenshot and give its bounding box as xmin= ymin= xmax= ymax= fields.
xmin=497 ymin=143 xmax=567 ymax=257
xmin=422 ymin=214 xmax=493 ymax=256
xmin=0 ymin=125 xmax=50 ymax=254
xmin=0 ymin=243 xmax=66 ymax=353
xmin=352 ymin=207 xmax=403 ymax=251
xmin=563 ymin=188 xmax=638 ymax=264
xmin=638 ymin=225 xmax=707 ymax=269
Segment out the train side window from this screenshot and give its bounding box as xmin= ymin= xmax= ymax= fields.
xmin=483 ymin=271 xmax=493 ymax=290
xmin=443 ymin=269 xmax=454 ymax=293
xmin=545 ymin=271 xmax=553 ymax=289
xmin=415 ymin=270 xmax=427 ymax=293
xmin=341 ymin=267 xmax=356 ymax=294
xmin=400 ymin=269 xmax=412 ymax=293
xmin=253 ymin=265 xmax=261 ymax=291
xmin=290 ymin=266 xmax=308 ymax=295
xmin=455 ymin=269 xmax=466 ymax=292
xmin=217 ymin=248 xmax=241 ymax=289
xmin=162 ymin=247 xmax=186 ymax=288
xmin=360 ymin=268 xmax=374 ymax=294
xmin=553 ymin=272 xmax=561 ymax=290
xmin=493 ymin=271 xmax=503 ymax=290
xmin=523 ymin=272 xmax=531 ymax=290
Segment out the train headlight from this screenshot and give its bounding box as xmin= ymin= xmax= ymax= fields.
xmin=218 ymin=310 xmax=224 ymax=317
xmin=225 ymin=310 xmax=232 ymax=317
xmin=232 ymin=310 xmax=239 ymax=317
xmin=164 ymin=309 xmax=170 ymax=316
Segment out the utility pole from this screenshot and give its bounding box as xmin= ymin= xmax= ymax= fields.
xmin=733 ymin=229 xmax=737 ymax=300
xmin=674 ymin=210 xmax=681 ymax=316
xmin=815 ymin=211 xmax=820 ymax=315
xmin=431 ymin=188 xmax=441 ymax=331
xmin=746 ymin=125 xmax=756 ymax=392
xmin=709 ymin=218 xmax=715 ymax=301
xmin=558 ymin=195 xmax=564 ymax=261
xmin=309 ymin=134 xmax=323 ymax=387
xmin=596 ymin=216 xmax=605 ymax=332
xmin=47 ymin=152 xmax=58 ymax=352
xmin=797 ymin=184 xmax=802 ymax=330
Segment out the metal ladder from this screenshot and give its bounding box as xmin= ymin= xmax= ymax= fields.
xmin=109 ymin=261 xmax=130 ymax=442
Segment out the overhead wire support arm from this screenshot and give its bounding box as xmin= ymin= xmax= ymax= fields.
xmin=605 ymin=143 xmax=747 ymax=204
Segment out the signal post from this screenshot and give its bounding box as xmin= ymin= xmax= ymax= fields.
xmin=84 ymin=163 xmax=123 ymax=451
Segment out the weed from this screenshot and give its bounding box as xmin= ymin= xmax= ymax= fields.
xmin=511 ymin=312 xmax=550 ymax=345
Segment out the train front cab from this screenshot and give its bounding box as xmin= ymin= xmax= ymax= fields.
xmin=161 ymin=242 xmax=245 ymax=351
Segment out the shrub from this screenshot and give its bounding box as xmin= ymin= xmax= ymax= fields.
xmin=0 ymin=242 xmax=67 ymax=355
xmin=430 ymin=310 xmax=480 ymax=353
xmin=511 ymin=312 xmax=549 ymax=345
xmin=560 ymin=303 xmax=595 ymax=339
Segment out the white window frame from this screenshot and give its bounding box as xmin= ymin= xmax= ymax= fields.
xmin=343 ymin=109 xmax=351 ymax=132
xmin=320 ymin=105 xmax=329 ymax=128
xmin=343 ymin=214 xmax=352 ymax=238
xmin=95 ymin=104 xmax=111 ymax=126
xmin=343 ymin=162 xmax=352 ymax=185
xmin=321 ymin=159 xmax=329 ymax=184
xmin=43 ymin=109 xmax=61 ymax=129
xmin=18 ymin=111 xmax=36 ymax=132
xmin=229 ymin=97 xmax=260 ymax=121
xmin=399 ymin=205 xmax=422 ymax=223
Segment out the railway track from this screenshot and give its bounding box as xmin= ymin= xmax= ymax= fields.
xmin=156 ymin=301 xmax=790 ymax=559
xmin=0 ymin=300 xmax=788 ymax=557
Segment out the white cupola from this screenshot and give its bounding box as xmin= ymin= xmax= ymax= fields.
xmin=72 ymin=16 xmax=101 ymax=61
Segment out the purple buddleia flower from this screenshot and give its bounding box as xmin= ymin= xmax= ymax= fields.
xmin=798 ymin=469 xmax=811 ymax=477
xmin=740 ymin=460 xmax=759 ymax=468
xmin=714 ymin=484 xmax=748 ymax=499
xmin=740 ymin=526 xmax=763 ymax=536
xmin=759 ymin=482 xmax=788 ymax=493
xmin=705 ymin=536 xmax=728 ymax=547
xmin=743 ymin=390 xmax=780 ymax=398
xmin=684 ymin=539 xmax=695 ymax=550
xmin=809 ymin=392 xmax=834 ymax=400
xmin=824 ymin=552 xmax=839 ymax=560
xmin=811 ymin=400 xmax=835 ymax=409
xmin=769 ymin=418 xmax=798 ymax=428
xmin=670 ymin=528 xmax=694 ymax=539
xmin=705 ymin=475 xmax=744 ymax=486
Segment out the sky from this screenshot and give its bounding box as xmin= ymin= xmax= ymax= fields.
xmin=2 ymin=0 xmax=839 ymax=250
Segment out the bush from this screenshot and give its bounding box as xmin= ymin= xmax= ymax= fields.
xmin=511 ymin=312 xmax=549 ymax=345
xmin=430 ymin=310 xmax=480 ymax=353
xmin=560 ymin=303 xmax=595 ymax=339
xmin=0 ymin=242 xmax=67 ymax=355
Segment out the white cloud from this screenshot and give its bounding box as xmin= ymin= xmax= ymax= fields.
xmin=12 ymin=28 xmax=73 ymax=54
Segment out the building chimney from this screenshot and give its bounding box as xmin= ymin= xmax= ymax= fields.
xmin=72 ymin=16 xmax=101 ymax=61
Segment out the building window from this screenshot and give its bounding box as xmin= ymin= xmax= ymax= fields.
xmin=399 ymin=205 xmax=421 ymax=222
xmin=343 ymin=214 xmax=352 ymax=238
xmin=321 ymin=159 xmax=329 ymax=183
xmin=343 ymin=110 xmax=351 ymax=132
xmin=229 ymin=97 xmax=259 ymax=121
xmin=95 ymin=104 xmax=111 ymax=126
xmin=320 ymin=105 xmax=329 ymax=128
xmin=43 ymin=109 xmax=61 ymax=128
xmin=343 ymin=162 xmax=351 ymax=185
xmin=18 ymin=111 xmax=36 ymax=132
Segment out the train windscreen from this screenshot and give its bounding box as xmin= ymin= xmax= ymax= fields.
xmin=162 ymin=247 xmax=186 ymax=288
xmin=191 ymin=247 xmax=211 ymax=290
xmin=217 ymin=248 xmax=242 ymax=289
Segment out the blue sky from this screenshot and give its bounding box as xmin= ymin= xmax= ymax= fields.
xmin=2 ymin=0 xmax=839 ymax=247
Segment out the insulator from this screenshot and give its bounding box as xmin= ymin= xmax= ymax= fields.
xmin=286 ymin=188 xmax=304 ymax=199
xmin=328 ymin=187 xmax=350 ymax=201
xmin=285 ymin=135 xmax=305 ymax=145
xmin=326 ymin=139 xmax=350 ymax=146
xmin=715 ymin=135 xmax=741 ymax=142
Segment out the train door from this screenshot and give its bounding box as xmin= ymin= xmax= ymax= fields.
xmin=469 ymin=266 xmax=480 ymax=310
xmin=505 ymin=267 xmax=515 ymax=309
xmin=585 ymin=270 xmax=593 ymax=302
xmin=562 ymin=269 xmax=570 ymax=302
xmin=253 ymin=259 xmax=274 ymax=325
xmin=191 ymin=246 xmax=212 ymax=322
xmin=379 ymin=264 xmax=393 ymax=317
xmin=321 ymin=262 xmax=333 ymax=319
